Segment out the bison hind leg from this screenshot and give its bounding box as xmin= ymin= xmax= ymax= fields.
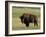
xmin=34 ymin=22 xmax=38 ymax=27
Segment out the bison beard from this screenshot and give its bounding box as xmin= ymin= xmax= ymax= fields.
xmin=20 ymin=13 xmax=38 ymax=28
xmin=24 ymin=16 xmax=29 ymax=27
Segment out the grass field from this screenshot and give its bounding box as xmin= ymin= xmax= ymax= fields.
xmin=12 ymin=7 xmax=40 ymax=30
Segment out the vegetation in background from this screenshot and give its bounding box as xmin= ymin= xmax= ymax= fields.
xmin=12 ymin=6 xmax=40 ymax=30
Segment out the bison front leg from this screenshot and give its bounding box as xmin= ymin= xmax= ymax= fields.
xmin=25 ymin=23 xmax=29 ymax=29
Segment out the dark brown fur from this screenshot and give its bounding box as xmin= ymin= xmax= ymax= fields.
xmin=20 ymin=13 xmax=38 ymax=27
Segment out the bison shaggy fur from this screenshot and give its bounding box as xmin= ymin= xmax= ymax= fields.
xmin=20 ymin=13 xmax=38 ymax=27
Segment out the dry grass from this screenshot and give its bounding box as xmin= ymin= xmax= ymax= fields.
xmin=12 ymin=7 xmax=40 ymax=30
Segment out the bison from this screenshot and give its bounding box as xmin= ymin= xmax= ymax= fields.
xmin=20 ymin=13 xmax=38 ymax=28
